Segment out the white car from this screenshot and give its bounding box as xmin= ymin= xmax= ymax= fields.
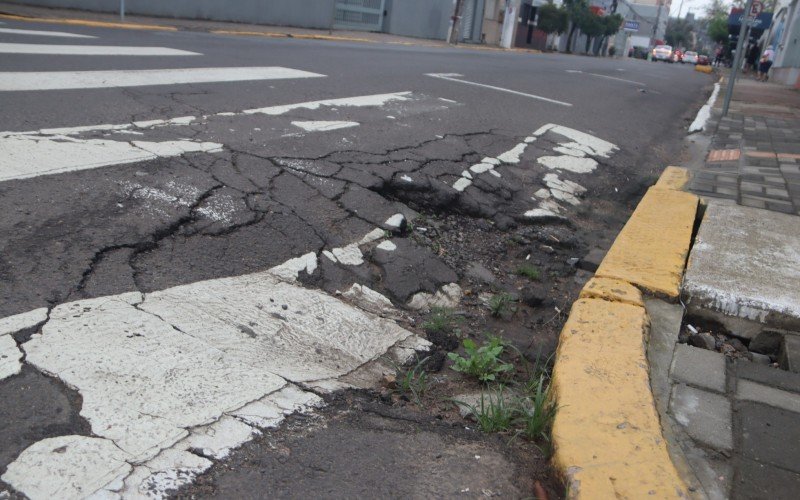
xmin=652 ymin=45 xmax=673 ymax=62
xmin=682 ymin=51 xmax=698 ymax=64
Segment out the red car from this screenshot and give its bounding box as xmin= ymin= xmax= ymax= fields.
xmin=697 ymin=54 xmax=710 ymax=65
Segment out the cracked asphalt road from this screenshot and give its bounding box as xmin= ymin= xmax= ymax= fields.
xmin=0 ymin=17 xmax=713 ymax=499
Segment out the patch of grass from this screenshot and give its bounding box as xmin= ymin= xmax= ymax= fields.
xmin=448 ymin=337 xmax=514 ymax=383
xmin=517 ymin=375 xmax=557 ymax=443
xmin=394 ymin=356 xmax=430 ymax=405
xmin=516 ymin=263 xmax=541 ymax=281
xmin=456 ymin=389 xmax=516 ymax=433
xmin=423 ymin=307 xmax=459 ymax=335
xmin=488 ymin=292 xmax=517 ymax=318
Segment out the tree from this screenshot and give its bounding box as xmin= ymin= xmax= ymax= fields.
xmin=563 ymin=0 xmax=589 ymax=53
xmin=537 ymin=3 xmax=569 ymax=50
xmin=704 ymin=0 xmax=730 ymax=19
xmin=599 ymin=14 xmax=624 ymax=55
xmin=665 ymin=17 xmax=694 ymax=48
xmin=578 ymin=12 xmax=605 ymax=53
xmin=707 ymin=15 xmax=729 ymax=45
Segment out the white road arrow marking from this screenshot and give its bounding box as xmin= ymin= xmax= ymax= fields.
xmin=0 ymin=66 xmax=325 ymax=91
xmin=0 ymin=27 xmax=97 ymax=38
xmin=425 ymin=73 xmax=572 ymax=107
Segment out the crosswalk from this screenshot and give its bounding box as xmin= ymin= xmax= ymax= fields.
xmin=0 ymin=21 xmax=624 ymax=500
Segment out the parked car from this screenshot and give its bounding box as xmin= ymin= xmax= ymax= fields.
xmin=682 ymin=51 xmax=699 ymax=64
xmin=697 ymin=54 xmax=710 ymax=65
xmin=672 ymin=49 xmax=684 ymax=63
xmin=652 ymin=45 xmax=673 ymax=62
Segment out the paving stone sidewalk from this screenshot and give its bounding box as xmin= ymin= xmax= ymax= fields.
xmin=689 ymin=77 xmax=800 ymax=215
xmin=656 ymin=76 xmax=800 ymax=498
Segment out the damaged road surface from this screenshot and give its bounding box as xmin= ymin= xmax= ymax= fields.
xmin=0 ymin=17 xmax=711 ymax=499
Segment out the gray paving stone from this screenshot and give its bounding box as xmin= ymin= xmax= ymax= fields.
xmin=670 ymin=384 xmax=733 ymax=451
xmin=671 ymin=344 xmax=727 ymax=393
xmin=738 ymin=402 xmax=800 ymax=472
xmin=736 ymin=379 xmax=800 ymax=413
xmin=740 ymin=197 xmax=766 ymax=209
xmin=733 ymin=457 xmax=800 ymax=500
xmin=779 ymin=334 xmax=800 ymax=373
xmin=646 ymin=299 xmax=683 ymax=416
xmin=735 ymin=360 xmax=800 ymax=394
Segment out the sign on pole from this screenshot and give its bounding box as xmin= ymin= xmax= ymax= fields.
xmin=749 ymin=1 xmax=763 ymax=18
xmin=623 ymin=20 xmax=640 ymax=32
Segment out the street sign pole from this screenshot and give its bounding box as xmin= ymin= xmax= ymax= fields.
xmin=120 ymin=0 xmax=125 ymax=22
xmin=722 ymin=0 xmax=755 ymax=117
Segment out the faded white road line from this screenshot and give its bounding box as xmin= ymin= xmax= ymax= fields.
xmin=0 ymin=27 xmax=97 ymax=38
xmin=1 ymin=226 xmax=431 ymax=499
xmin=565 ymin=69 xmax=646 ymax=87
xmin=425 ymin=73 xmax=572 ymax=107
xmin=689 ymin=82 xmax=720 ymax=133
xmin=0 ymin=42 xmax=199 ymax=55
xmin=0 ymin=66 xmax=325 ymax=91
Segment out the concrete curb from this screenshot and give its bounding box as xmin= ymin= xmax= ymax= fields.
xmin=551 ymin=167 xmax=699 ymax=498
xmin=0 ymin=12 xmax=177 ymax=31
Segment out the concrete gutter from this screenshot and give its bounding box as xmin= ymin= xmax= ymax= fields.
xmin=551 ymin=166 xmax=699 ymax=498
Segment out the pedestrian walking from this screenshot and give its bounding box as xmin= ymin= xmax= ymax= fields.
xmin=714 ymin=46 xmax=723 ymax=67
xmin=745 ymin=43 xmax=760 ymax=74
xmin=757 ymin=45 xmax=775 ymax=81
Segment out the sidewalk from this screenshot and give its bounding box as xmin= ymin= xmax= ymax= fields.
xmin=661 ymin=76 xmax=800 ymax=498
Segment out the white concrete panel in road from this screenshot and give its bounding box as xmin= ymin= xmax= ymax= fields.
xmin=4 ymin=237 xmax=426 ymax=498
xmin=0 ymin=42 xmax=199 ymax=55
xmin=0 ymin=27 xmax=97 ymax=38
xmin=0 ymin=66 xmax=326 ymax=91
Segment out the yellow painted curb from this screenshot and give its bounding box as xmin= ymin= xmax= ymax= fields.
xmin=595 ymin=187 xmax=698 ymax=299
xmin=654 ymin=166 xmax=691 ymax=191
xmin=551 ymin=298 xmax=687 ymax=498
xmin=579 ymin=277 xmax=644 ymax=307
xmin=0 ymin=13 xmax=177 ymax=31
xmin=695 ymin=65 xmax=714 ymax=74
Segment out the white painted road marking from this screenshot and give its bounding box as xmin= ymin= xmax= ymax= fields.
xmin=689 ymin=82 xmax=720 ymax=133
xmin=0 ymin=42 xmax=199 ymax=56
xmin=1 ymin=229 xmax=429 ymax=499
xmin=0 ymin=133 xmax=223 ymax=182
xmin=0 ymin=27 xmax=97 ymax=38
xmin=565 ymin=69 xmax=646 ymax=87
xmin=425 ymin=73 xmax=572 ymax=107
xmin=0 ymin=91 xmax=436 ymax=183
xmin=0 ymin=66 xmax=326 ymax=91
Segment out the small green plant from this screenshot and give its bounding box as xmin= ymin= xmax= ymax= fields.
xmin=448 ymin=337 xmax=514 ymax=383
xmin=456 ymin=389 xmax=516 ymax=433
xmin=488 ymin=292 xmax=517 ymax=318
xmin=394 ymin=356 xmax=430 ymax=405
xmin=516 ymin=263 xmax=541 ymax=281
xmin=423 ymin=307 xmax=459 ymax=335
xmin=517 ymin=375 xmax=557 ymax=443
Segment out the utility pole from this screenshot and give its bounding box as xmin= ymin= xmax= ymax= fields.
xmin=652 ymin=0 xmax=663 ymax=47
xmin=120 ymin=0 xmax=125 ymax=22
xmin=448 ymin=0 xmax=466 ymax=45
xmin=722 ymin=0 xmax=755 ymax=116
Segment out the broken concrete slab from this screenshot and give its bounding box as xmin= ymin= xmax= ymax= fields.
xmin=683 ymin=202 xmax=800 ymax=331
xmin=779 ymin=334 xmax=800 ymax=373
xmin=670 ymin=384 xmax=733 ymax=451
xmin=670 ymin=344 xmax=727 ymax=394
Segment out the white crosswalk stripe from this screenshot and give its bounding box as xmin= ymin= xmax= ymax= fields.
xmin=0 ymin=27 xmax=97 ymax=38
xmin=0 ymin=66 xmax=325 ymax=91
xmin=0 ymin=42 xmax=200 ymax=55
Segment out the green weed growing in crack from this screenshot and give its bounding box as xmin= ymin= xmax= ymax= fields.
xmin=488 ymin=292 xmax=517 ymax=318
xmin=393 ymin=356 xmax=430 ymax=405
xmin=423 ymin=307 xmax=460 ymax=336
xmin=517 ymin=374 xmax=557 ymax=445
xmin=448 ymin=337 xmax=514 ymax=383
xmin=516 ymin=263 xmax=541 ymax=281
xmin=455 ymin=388 xmax=516 ymax=433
